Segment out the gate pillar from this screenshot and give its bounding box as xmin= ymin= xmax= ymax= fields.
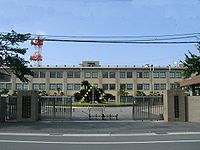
xmin=163 ymin=89 xmax=187 ymax=122
xmin=17 ymin=90 xmax=39 ymax=122
xmin=0 ymin=96 xmax=6 ymax=122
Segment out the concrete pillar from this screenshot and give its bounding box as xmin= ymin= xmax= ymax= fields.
xmin=17 ymin=90 xmax=39 ymax=122
xmin=163 ymin=89 xmax=187 ymax=122
xmin=0 ymin=96 xmax=6 ymax=122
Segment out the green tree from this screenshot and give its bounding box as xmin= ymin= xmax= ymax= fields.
xmin=118 ymin=84 xmax=129 ymax=97
xmin=0 ymin=89 xmax=9 ymax=95
xmin=103 ymin=93 xmax=114 ymax=102
xmin=74 ymin=80 xmax=112 ymax=103
xmin=81 ymin=80 xmax=90 ymax=89
xmin=136 ymin=91 xmax=146 ymax=96
xmin=181 ymin=44 xmax=200 ymax=78
xmin=0 ymin=30 xmax=33 ymax=82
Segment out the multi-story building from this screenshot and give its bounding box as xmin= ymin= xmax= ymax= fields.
xmin=0 ymin=61 xmax=184 ymax=103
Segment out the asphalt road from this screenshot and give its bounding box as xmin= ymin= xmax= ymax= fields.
xmin=0 ymin=133 xmax=200 ymax=150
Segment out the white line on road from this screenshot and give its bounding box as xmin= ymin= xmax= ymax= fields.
xmin=1 ymin=132 xmax=200 ymax=137
xmin=0 ymin=139 xmax=200 ymax=145
xmin=167 ymin=132 xmax=200 ymax=135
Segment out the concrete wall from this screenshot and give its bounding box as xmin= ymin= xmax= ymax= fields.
xmin=188 ymin=96 xmax=200 ymax=122
xmin=164 ymin=89 xmax=187 ymax=122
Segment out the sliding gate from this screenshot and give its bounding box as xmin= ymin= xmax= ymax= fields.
xmin=39 ymin=96 xmax=72 ymax=120
xmin=132 ymin=96 xmax=164 ymax=121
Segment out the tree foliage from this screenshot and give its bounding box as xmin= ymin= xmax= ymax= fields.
xmin=74 ymin=80 xmax=114 ymax=103
xmin=0 ymin=30 xmax=33 ymax=82
xmin=181 ymin=43 xmax=200 ymax=78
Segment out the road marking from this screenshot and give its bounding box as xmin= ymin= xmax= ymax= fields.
xmin=0 ymin=132 xmax=200 ymax=137
xmin=167 ymin=132 xmax=200 ymax=135
xmin=0 ymin=139 xmax=200 ymax=145
xmin=0 ymin=133 xmax=50 ymax=136
xmin=0 ymin=133 xmax=156 ymax=137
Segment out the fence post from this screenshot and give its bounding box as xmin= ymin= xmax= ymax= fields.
xmin=132 ymin=96 xmax=135 ymax=120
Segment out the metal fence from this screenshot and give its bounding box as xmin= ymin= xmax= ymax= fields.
xmin=0 ymin=96 xmax=17 ymax=122
xmin=132 ymin=96 xmax=164 ymax=121
xmin=39 ymin=96 xmax=72 ymax=120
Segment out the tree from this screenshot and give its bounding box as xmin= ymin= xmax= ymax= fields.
xmin=81 ymin=80 xmax=90 ymax=89
xmin=74 ymin=80 xmax=112 ymax=103
xmin=103 ymin=93 xmax=114 ymax=102
xmin=0 ymin=30 xmax=33 ymax=82
xmin=136 ymin=91 xmax=146 ymax=96
xmin=118 ymin=84 xmax=129 ymax=97
xmin=0 ymin=89 xmax=9 ymax=95
xmin=181 ymin=43 xmax=200 ymax=78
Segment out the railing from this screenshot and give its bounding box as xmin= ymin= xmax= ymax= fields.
xmin=132 ymin=96 xmax=164 ymax=121
xmin=39 ymin=96 xmax=72 ymax=120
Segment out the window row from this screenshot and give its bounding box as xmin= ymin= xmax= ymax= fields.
xmin=14 ymin=82 xmax=178 ymax=91
xmin=0 ymin=83 xmax=11 ymax=90
xmin=32 ymin=71 xmax=183 ymax=79
xmin=102 ymin=84 xmax=116 ymax=90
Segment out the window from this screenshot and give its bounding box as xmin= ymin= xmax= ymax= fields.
xmin=160 ymin=84 xmax=166 ymax=90
xmin=33 ymin=71 xmax=46 ymax=78
xmin=57 ymin=72 xmax=63 ymax=78
xmin=109 ymin=84 xmax=116 ymax=90
xmin=120 ymin=84 xmax=126 ymax=89
xmin=50 ymin=84 xmax=57 ymax=90
xmin=160 ymin=72 xmax=166 ymax=78
xmin=56 ymin=84 xmax=62 ymax=90
xmin=33 ymin=71 xmax=39 ymax=78
xmin=153 ymin=72 xmax=159 ymax=78
xmin=102 ymin=72 xmax=108 ymax=78
xmin=102 ymin=84 xmax=108 ymax=90
xmin=154 ymin=84 xmax=160 ymax=90
xmin=120 ymin=72 xmax=126 ymax=78
xmin=67 ymin=72 xmax=73 ymax=78
xmin=143 ymin=84 xmax=150 ymax=90
xmin=32 ymin=83 xmax=40 ymax=90
xmin=16 ymin=83 xmax=28 ymax=90
xmin=143 ymin=72 xmax=149 ymax=78
xmin=175 ymin=72 xmax=182 ymax=78
xmin=74 ymin=84 xmax=80 ymax=90
xmin=170 ymin=72 xmax=175 ymax=78
xmin=40 ymin=83 xmax=46 ymax=90
xmin=67 ymin=84 xmax=73 ymax=90
xmin=85 ymin=72 xmax=91 ymax=78
xmin=137 ymin=84 xmax=143 ymax=90
xmin=170 ymin=83 xmax=177 ymax=89
xmin=50 ymin=83 xmax=62 ymax=90
xmin=127 ymin=84 xmax=133 ymax=90
xmin=127 ymin=72 xmax=133 ymax=78
xmin=16 ymin=83 xmax=22 ymax=90
xmin=74 ymin=71 xmax=80 ymax=78
xmin=0 ymin=83 xmax=11 ymax=90
xmin=40 ymin=72 xmax=46 ymax=78
xmin=109 ymin=72 xmax=116 ymax=78
xmin=50 ymin=72 xmax=56 ymax=78
xmin=0 ymin=83 xmax=6 ymax=89
xmin=137 ymin=72 xmax=143 ymax=78
xmin=92 ymin=72 xmax=98 ymax=78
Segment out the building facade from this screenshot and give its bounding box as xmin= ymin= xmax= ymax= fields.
xmin=0 ymin=61 xmax=184 ymax=103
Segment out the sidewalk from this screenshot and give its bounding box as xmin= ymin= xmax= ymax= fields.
xmin=1 ymin=121 xmax=200 ymax=134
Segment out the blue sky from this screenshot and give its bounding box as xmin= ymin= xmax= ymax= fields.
xmin=1 ymin=0 xmax=200 ymax=66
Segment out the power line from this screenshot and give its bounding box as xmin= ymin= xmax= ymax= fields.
xmin=39 ymin=38 xmax=198 ymax=44
xmin=30 ymin=32 xmax=200 ymax=39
